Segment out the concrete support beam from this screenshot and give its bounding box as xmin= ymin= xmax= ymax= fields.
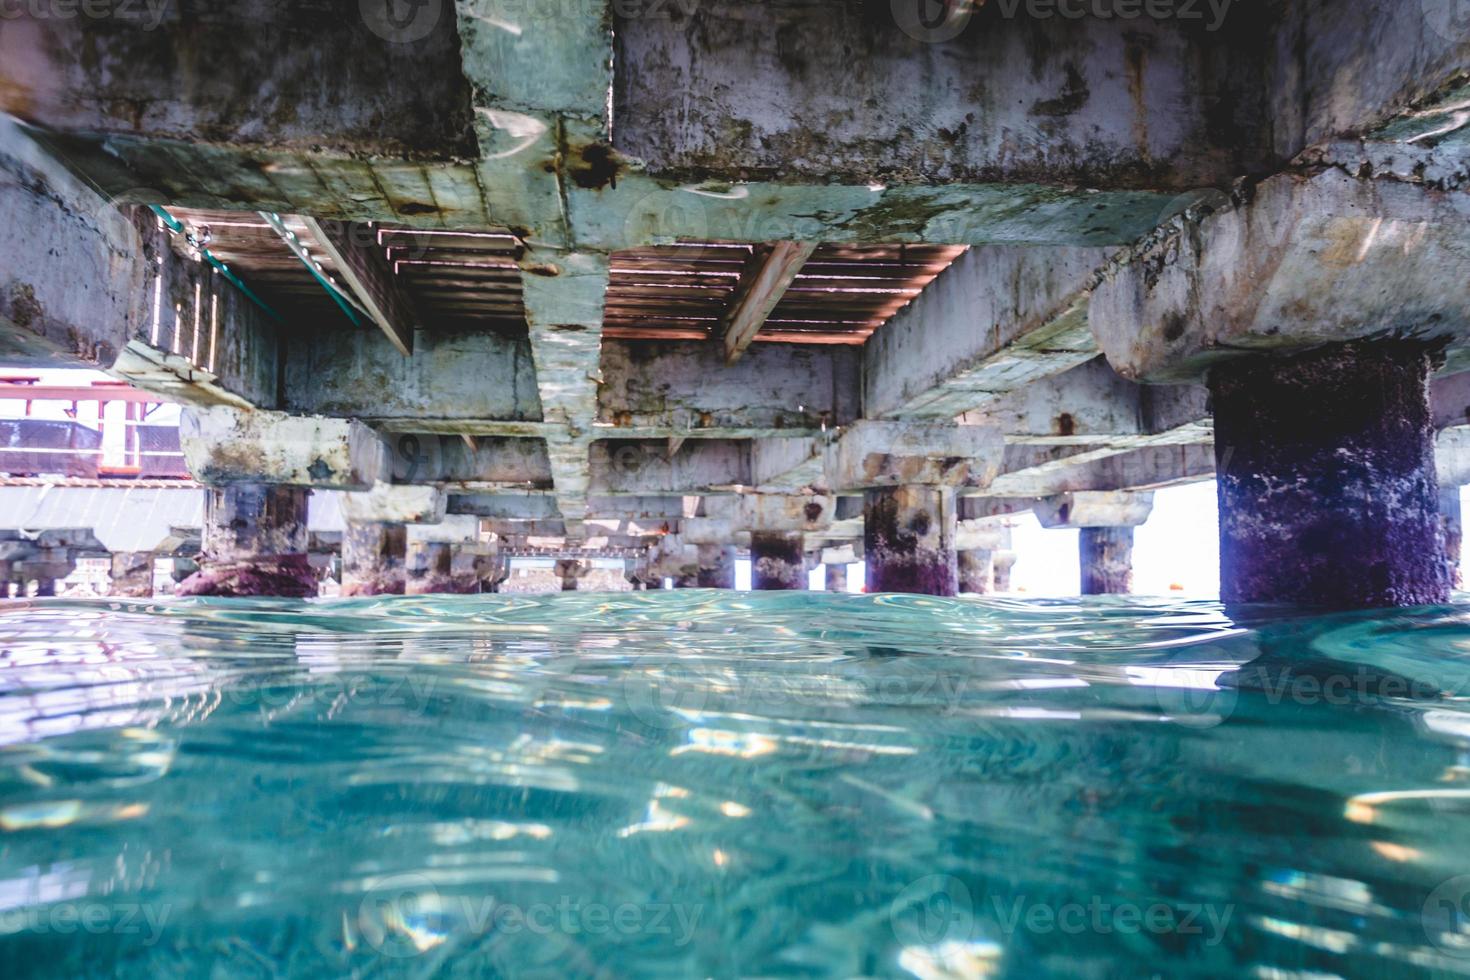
xmin=864 ymin=246 xmax=1110 ymax=419
xmin=750 ymin=532 xmax=806 ymax=591
xmin=1079 ymin=527 xmax=1135 ymax=596
xmin=340 ymin=521 xmax=407 ymax=597
xmin=864 ymin=485 xmax=958 ymax=596
xmin=599 ymin=340 xmax=860 ymax=437
xmin=109 ymin=551 xmax=154 ymax=598
xmin=180 ymin=407 xmax=390 ymax=490
xmin=958 ymin=549 xmax=993 ymax=595
xmin=824 ymin=563 xmax=848 ymax=593
xmin=829 ymin=421 xmax=1005 ymax=491
xmin=1093 ymin=171 xmax=1470 ymax=384
xmin=340 ymin=482 xmax=447 ymax=525
xmin=0 ymin=118 xmax=279 ymax=407
xmin=1211 ymin=341 xmax=1448 ymax=609
xmin=177 ymin=484 xmax=317 ymax=597
xmin=523 ymin=253 xmax=609 ymax=534
xmin=1033 ymin=491 xmax=1155 ymax=530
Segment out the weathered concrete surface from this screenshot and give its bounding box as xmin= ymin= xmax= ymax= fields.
xmin=750 ymin=531 xmax=806 ymax=591
xmin=0 ymin=117 xmax=278 ymax=405
xmin=523 ymin=252 xmax=608 ymax=533
xmin=614 ymin=4 xmax=1268 ymax=189
xmin=1440 ymin=485 xmax=1464 ymax=590
xmin=829 ymin=421 xmax=1005 ymax=491
xmin=825 ymin=563 xmax=849 ymax=593
xmin=958 ymin=549 xmax=993 ymax=595
xmin=0 ymin=1 xmax=475 ymax=157
xmin=1210 ymin=341 xmax=1449 ymax=608
xmin=177 ymin=484 xmax=317 ymax=597
xmin=992 ymin=550 xmax=1017 ymax=593
xmin=1079 ymin=526 xmax=1135 ymax=595
xmin=1092 ymin=170 xmax=1470 ymax=383
xmin=108 ymin=551 xmax=155 ymax=598
xmin=340 ymin=521 xmax=407 ymax=597
xmin=865 ymin=246 xmax=1110 ymax=419
xmin=339 ymin=482 xmax=447 ymax=525
xmin=864 ymin=485 xmax=958 ymax=596
xmin=599 ymin=340 xmax=860 ymax=436
xmin=696 ymin=543 xmax=736 ymax=590
xmin=180 ymin=407 xmax=389 ymax=490
xmin=284 ymin=328 xmax=542 ymax=423
xmin=964 ymin=356 xmax=1208 ymax=444
xmin=1034 ymin=491 xmax=1155 ymax=529
xmin=405 ymin=541 xmax=482 ymax=594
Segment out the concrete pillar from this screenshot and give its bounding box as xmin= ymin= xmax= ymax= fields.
xmin=696 ymin=543 xmax=736 ymax=589
xmin=1079 ymin=527 xmax=1134 ymax=595
xmin=109 ymin=551 xmax=155 ymax=598
xmin=863 ymin=485 xmax=958 ymax=596
xmin=750 ymin=531 xmax=806 ymax=590
xmin=33 ymin=578 xmax=56 ymax=597
xmin=672 ymin=571 xmax=700 ymax=588
xmin=177 ymin=484 xmax=317 ymax=598
xmin=554 ymin=559 xmax=588 ymax=591
xmin=825 ymin=563 xmax=848 ymax=592
xmin=1440 ymin=486 xmax=1463 ymax=590
xmin=958 ymin=549 xmax=993 ymax=594
xmin=485 ymin=557 xmax=511 ymax=594
xmin=340 ymin=521 xmax=407 ymax=596
xmin=405 ymin=541 xmax=482 ymax=594
xmin=1210 ymin=341 xmax=1448 ymax=608
xmin=992 ymin=551 xmax=1016 ymax=593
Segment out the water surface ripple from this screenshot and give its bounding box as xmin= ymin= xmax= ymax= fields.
xmin=1 ymin=592 xmax=1470 ymax=977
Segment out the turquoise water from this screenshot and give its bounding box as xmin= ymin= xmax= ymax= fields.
xmin=2 ymin=592 xmax=1470 ymax=977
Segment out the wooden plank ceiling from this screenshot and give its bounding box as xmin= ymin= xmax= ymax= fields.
xmin=164 ymin=211 xmax=965 ymax=346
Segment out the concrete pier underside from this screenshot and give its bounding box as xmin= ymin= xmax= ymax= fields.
xmin=0 ymin=2 xmax=1468 ymax=606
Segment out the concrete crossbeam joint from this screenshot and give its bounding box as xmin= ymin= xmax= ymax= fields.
xmin=177 ymin=484 xmax=317 ymax=598
xmin=864 ymin=485 xmax=958 ymax=597
xmin=750 ymin=532 xmax=806 ymax=591
xmin=1211 ymin=341 xmax=1449 ymax=609
xmin=341 ymin=521 xmax=408 ymax=597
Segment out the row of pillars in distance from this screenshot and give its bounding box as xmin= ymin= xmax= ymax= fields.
xmin=168 ymin=340 xmax=1462 ymax=610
